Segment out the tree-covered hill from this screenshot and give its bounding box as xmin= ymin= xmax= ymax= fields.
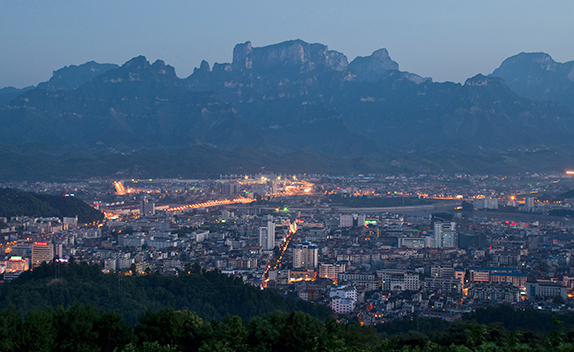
xmin=0 ymin=261 xmax=332 ymax=325
xmin=0 ymin=188 xmax=103 ymax=223
xmin=5 ymin=263 xmax=574 ymax=351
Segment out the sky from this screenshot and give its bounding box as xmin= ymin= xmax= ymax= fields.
xmin=1 ymin=1 xmax=574 ymax=88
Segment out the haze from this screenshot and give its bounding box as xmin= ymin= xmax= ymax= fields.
xmin=1 ymin=0 xmax=573 ymax=88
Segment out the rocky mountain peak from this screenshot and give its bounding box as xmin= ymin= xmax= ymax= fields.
xmin=231 ymin=39 xmax=348 ymax=72
xmin=197 ymin=60 xmax=211 ymax=72
xmin=97 ymin=56 xmax=179 ymax=84
xmin=489 ymin=52 xmax=574 ymax=110
xmin=123 ymin=55 xmax=150 ymax=69
xmin=494 ymin=52 xmax=558 ymax=73
xmin=464 ymin=74 xmax=507 ymax=87
xmin=35 ymin=61 xmax=119 ymax=91
xmin=348 ymin=48 xmax=399 ymax=82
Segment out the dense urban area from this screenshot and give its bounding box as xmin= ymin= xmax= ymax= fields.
xmin=3 ymin=171 xmax=574 ymax=328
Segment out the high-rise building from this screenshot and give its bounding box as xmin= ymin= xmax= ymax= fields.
xmin=222 ymin=182 xmax=240 ymax=195
xmin=293 ymin=241 xmax=319 ymax=269
xmin=140 ymin=198 xmax=155 ymax=217
xmin=473 ymin=198 xmax=499 ymax=210
xmin=434 ymin=221 xmax=456 ymax=248
xmin=259 ymin=216 xmax=275 ymax=250
xmin=31 ymin=241 xmax=53 ymax=268
xmin=339 ymin=214 xmax=366 ymax=228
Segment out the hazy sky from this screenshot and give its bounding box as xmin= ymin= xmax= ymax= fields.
xmin=2 ymin=1 xmax=573 ymax=88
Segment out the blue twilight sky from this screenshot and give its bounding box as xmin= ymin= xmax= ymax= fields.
xmin=1 ymin=1 xmax=573 ymax=88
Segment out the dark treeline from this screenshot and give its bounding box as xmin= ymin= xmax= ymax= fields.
xmin=4 ymin=304 xmax=574 ymax=351
xmin=5 ymin=263 xmax=574 ymax=351
xmin=0 ymin=261 xmax=331 ymax=324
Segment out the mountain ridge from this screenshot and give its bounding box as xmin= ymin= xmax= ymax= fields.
xmin=2 ymin=40 xmax=574 ymax=179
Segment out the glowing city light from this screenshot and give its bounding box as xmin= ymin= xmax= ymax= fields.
xmin=166 ymin=197 xmax=255 ymax=212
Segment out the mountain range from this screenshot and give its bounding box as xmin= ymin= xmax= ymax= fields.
xmin=1 ymin=40 xmax=574 ymax=180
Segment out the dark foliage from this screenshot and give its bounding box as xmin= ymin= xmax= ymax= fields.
xmin=0 ymin=261 xmax=332 ymax=325
xmin=0 ymin=187 xmax=103 ymax=223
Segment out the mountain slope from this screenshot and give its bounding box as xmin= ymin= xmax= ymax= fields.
xmin=0 ymin=188 xmax=103 ymax=223
xmin=0 ymin=56 xmax=265 ymax=151
xmin=490 ymin=52 xmax=574 ymax=111
xmin=1 ymin=41 xmax=574 ymax=178
xmin=36 ymin=61 xmax=119 ymax=91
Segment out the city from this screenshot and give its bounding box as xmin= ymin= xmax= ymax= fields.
xmin=3 ymin=171 xmax=574 ymax=326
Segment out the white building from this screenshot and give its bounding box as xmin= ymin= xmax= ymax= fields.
xmin=378 ymin=269 xmax=420 ymax=291
xmin=398 ymin=237 xmax=433 ymax=249
xmin=329 ymin=285 xmax=358 ymax=301
xmin=329 ymin=285 xmax=358 ymax=313
xmin=330 ymin=298 xmax=355 ymax=314
xmin=433 ymin=221 xmax=456 ymax=248
xmin=339 ymin=214 xmax=366 ymax=228
xmin=259 ymin=216 xmax=275 ymax=250
xmin=473 ymin=198 xmax=499 ymax=210
xmin=293 ymin=241 xmax=318 ymax=269
xmin=527 ymin=281 xmax=567 ymax=300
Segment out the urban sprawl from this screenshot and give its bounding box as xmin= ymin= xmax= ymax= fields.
xmin=3 ymin=172 xmax=574 ymax=325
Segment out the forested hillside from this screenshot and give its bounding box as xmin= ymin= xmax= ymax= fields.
xmin=0 ymin=261 xmax=331 ymax=324
xmin=0 ymin=188 xmax=103 ymax=224
xmin=3 ymin=262 xmax=574 ymax=351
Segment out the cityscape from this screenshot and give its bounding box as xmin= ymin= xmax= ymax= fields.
xmin=4 ymin=2 xmax=574 ymax=351
xmin=3 ymin=171 xmax=574 ymax=326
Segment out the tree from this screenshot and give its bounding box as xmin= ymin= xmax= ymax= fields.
xmin=54 ymin=303 xmax=101 ymax=352
xmin=136 ymin=308 xmax=203 ymax=349
xmin=0 ymin=307 xmax=21 ymax=352
xmin=20 ymin=308 xmax=56 ymax=352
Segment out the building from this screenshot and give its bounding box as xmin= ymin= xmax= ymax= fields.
xmin=6 ymin=256 xmax=28 ymax=272
xmin=31 ymin=241 xmax=53 ymax=268
xmin=63 ymin=216 xmax=78 ymax=227
xmin=433 ymin=221 xmax=456 ymax=248
xmin=337 ymin=272 xmax=379 ymax=290
xmin=398 ymin=237 xmax=433 ymax=249
xmin=469 ymin=267 xmax=526 ymax=288
xmin=338 ymin=272 xmax=376 ymax=282
xmin=222 ymin=182 xmax=240 ymax=195
xmin=293 ymin=241 xmax=319 ymax=269
xmin=422 ymin=277 xmax=462 ymax=294
xmin=468 ymin=283 xmax=521 ymax=303
xmin=527 ymin=281 xmax=567 ymax=300
xmin=318 ymin=263 xmax=346 ymax=282
xmin=329 ymin=285 xmax=358 ymax=301
xmin=339 ymin=214 xmax=366 ymax=228
xmin=259 ymin=216 xmax=275 ymax=250
xmin=330 ymin=298 xmax=355 ymax=314
xmin=140 ymin=198 xmax=155 ymax=217
xmin=431 ymin=266 xmax=455 ymax=279
xmin=378 ymin=269 xmax=420 ymax=291
xmin=473 ymin=197 xmax=499 ymax=210
xmin=328 ymin=285 xmax=359 ymax=313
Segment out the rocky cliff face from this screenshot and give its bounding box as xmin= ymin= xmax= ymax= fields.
xmin=231 ymin=40 xmax=348 ymax=72
xmin=464 ymin=74 xmax=507 ymax=87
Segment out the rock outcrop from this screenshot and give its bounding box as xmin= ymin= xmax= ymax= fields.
xmin=231 ymin=40 xmax=348 ymax=72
